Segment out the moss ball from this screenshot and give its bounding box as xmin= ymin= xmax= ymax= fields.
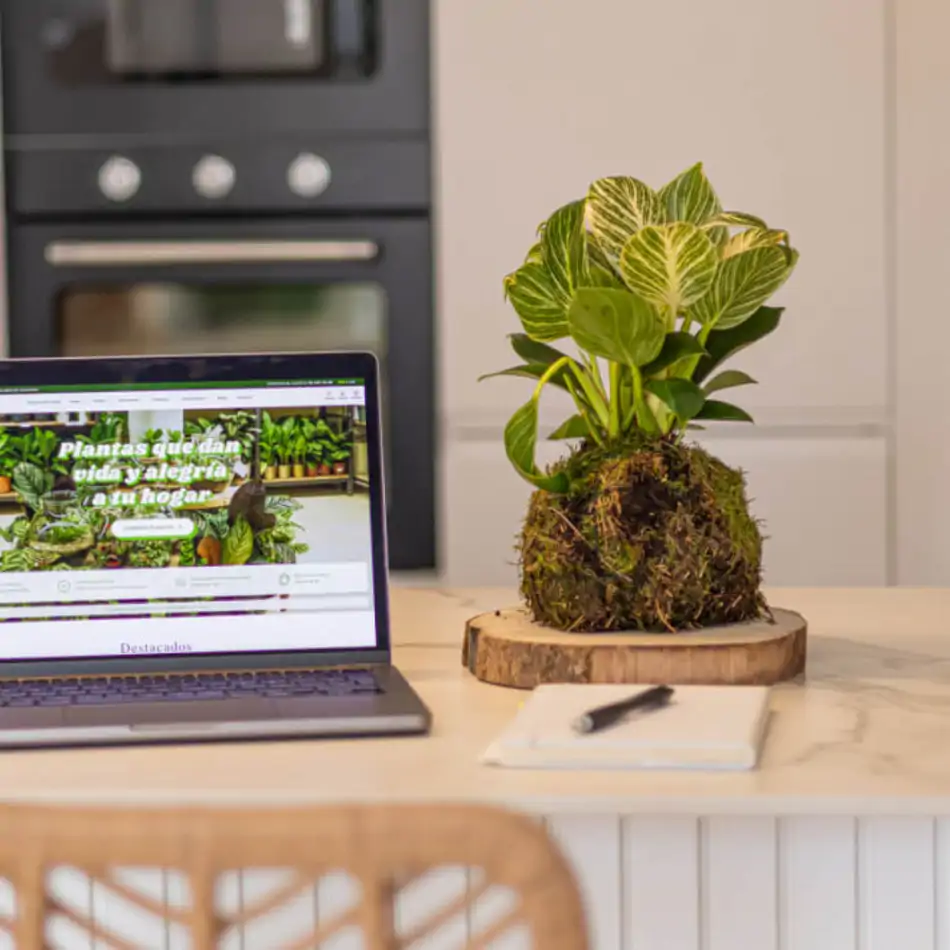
xmin=518 ymin=437 xmax=766 ymax=632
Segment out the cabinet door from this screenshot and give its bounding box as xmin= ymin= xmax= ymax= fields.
xmin=434 ymin=0 xmax=886 ymax=426
xmin=895 ymin=0 xmax=950 ymax=584
xmin=441 ymin=437 xmax=887 ymax=588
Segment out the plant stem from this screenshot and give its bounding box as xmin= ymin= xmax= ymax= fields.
xmin=630 ymin=366 xmax=659 ymax=435
xmin=681 ymin=321 xmax=715 ymax=381
xmin=569 ymin=363 xmax=610 ymax=429
xmin=564 ymin=375 xmax=605 ymax=447
xmin=583 ymin=353 xmax=609 ymax=403
xmin=533 ymin=356 xmax=609 ymax=443
xmin=608 ymin=362 xmax=621 ymax=439
xmin=531 ymin=356 xmax=572 ymax=401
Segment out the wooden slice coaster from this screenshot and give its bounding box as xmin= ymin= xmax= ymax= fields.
xmin=462 ymin=607 xmax=807 ymax=689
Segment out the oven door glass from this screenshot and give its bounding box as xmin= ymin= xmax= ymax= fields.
xmin=57 ymin=282 xmax=384 ymax=359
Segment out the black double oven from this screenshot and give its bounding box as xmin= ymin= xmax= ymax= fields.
xmin=0 ymin=0 xmax=434 ymax=571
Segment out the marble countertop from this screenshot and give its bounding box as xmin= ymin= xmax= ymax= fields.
xmin=0 ymin=586 xmax=949 ymax=815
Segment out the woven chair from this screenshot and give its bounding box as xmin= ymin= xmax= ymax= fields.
xmin=0 ymin=802 xmax=589 ymax=949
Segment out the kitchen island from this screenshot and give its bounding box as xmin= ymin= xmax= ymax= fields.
xmin=4 ymin=587 xmax=950 ymax=949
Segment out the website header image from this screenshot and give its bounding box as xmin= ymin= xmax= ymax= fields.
xmin=0 ymin=400 xmax=371 ymax=592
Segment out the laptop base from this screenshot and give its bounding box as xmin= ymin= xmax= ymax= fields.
xmin=0 ymin=665 xmax=430 ymax=749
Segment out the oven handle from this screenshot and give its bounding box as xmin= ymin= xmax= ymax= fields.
xmin=44 ymin=239 xmax=379 ymax=267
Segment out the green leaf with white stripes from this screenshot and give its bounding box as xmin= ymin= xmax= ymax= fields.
xmin=586 ymin=232 xmax=624 ymax=287
xmin=504 ymin=262 xmax=569 ymax=341
xmin=619 ymin=223 xmax=719 ymax=317
xmin=658 ymin=163 xmax=722 ymax=224
xmin=722 ymin=228 xmax=788 ymax=260
xmin=702 ymin=210 xmax=768 ymax=231
xmin=543 ymin=199 xmax=590 ymax=302
xmin=504 ymin=399 xmax=569 ymax=492
xmin=586 ymin=177 xmax=664 ymax=265
xmin=568 ymin=288 xmax=666 ymax=367
xmin=689 ymin=246 xmax=794 ymax=330
xmin=503 ymin=200 xmax=589 ymax=342
xmin=524 ymin=241 xmax=544 ymax=264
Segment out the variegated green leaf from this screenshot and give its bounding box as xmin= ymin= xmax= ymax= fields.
xmin=549 ymin=414 xmax=591 ymax=440
xmin=722 ymin=228 xmax=788 ymax=260
xmin=586 ymin=232 xmax=614 ymax=271
xmin=619 ymin=223 xmax=719 ymax=317
xmin=543 ymin=200 xmax=590 ymax=301
xmin=504 ymin=262 xmax=569 ymax=341
xmin=568 ymin=288 xmax=665 ymax=368
xmin=703 ymin=369 xmax=757 ymax=395
xmin=702 ymin=210 xmax=768 ymax=231
xmin=586 ymin=176 xmax=664 ymax=265
xmin=524 ymin=241 xmax=544 ymax=263
xmin=658 ymin=163 xmax=722 ymax=224
xmin=504 ymin=201 xmax=589 ymax=342
xmin=504 ymin=399 xmax=569 ymax=492
xmin=689 ymin=246 xmax=793 ymax=330
xmin=586 ymin=232 xmax=623 ymax=287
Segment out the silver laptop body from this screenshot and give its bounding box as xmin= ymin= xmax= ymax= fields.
xmin=0 ymin=351 xmax=430 ymax=748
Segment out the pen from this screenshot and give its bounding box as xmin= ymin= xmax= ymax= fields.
xmin=571 ymin=685 xmax=675 ymax=735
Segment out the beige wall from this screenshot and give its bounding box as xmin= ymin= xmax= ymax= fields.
xmin=433 ymin=0 xmax=895 ymax=586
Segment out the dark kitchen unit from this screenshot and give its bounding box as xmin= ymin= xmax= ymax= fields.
xmin=0 ymin=0 xmax=434 ymax=571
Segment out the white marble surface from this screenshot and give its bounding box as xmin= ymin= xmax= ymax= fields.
xmin=0 ymin=586 xmax=949 ymax=814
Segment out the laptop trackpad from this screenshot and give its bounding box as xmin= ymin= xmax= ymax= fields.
xmin=65 ymin=699 xmax=278 ymax=729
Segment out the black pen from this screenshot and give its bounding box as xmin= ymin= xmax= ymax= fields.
xmin=571 ymin=685 xmax=675 ymax=735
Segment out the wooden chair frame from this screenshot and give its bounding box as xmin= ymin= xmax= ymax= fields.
xmin=0 ymin=802 xmax=589 ymax=949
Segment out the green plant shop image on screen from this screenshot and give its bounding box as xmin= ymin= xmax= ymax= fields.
xmin=0 ymin=404 xmax=370 ymax=574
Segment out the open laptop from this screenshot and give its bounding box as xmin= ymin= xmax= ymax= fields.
xmin=0 ymin=351 xmax=430 ymax=748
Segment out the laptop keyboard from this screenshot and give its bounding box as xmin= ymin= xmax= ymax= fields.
xmin=0 ymin=669 xmax=382 ymax=708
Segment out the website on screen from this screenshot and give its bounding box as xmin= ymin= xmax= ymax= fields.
xmin=0 ymin=378 xmax=375 ymax=660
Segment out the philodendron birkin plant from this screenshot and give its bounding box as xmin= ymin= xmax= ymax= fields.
xmin=484 ymin=163 xmax=798 ymax=633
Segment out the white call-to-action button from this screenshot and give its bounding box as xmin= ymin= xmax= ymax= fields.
xmin=111 ymin=518 xmax=196 ymax=541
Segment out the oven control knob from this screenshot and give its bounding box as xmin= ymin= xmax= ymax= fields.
xmin=98 ymin=155 xmax=141 ymax=202
xmin=287 ymin=153 xmax=331 ymax=197
xmin=192 ymin=155 xmax=236 ymax=199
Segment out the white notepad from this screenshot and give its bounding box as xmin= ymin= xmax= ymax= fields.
xmin=481 ymin=684 xmax=771 ymax=771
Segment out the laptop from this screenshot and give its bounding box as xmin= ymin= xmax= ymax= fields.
xmin=0 ymin=351 xmax=431 ymax=748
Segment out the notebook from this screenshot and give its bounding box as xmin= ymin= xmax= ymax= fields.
xmin=481 ymin=684 xmax=771 ymax=771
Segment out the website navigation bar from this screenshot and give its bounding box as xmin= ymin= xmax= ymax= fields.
xmin=0 ymin=385 xmax=365 ymax=414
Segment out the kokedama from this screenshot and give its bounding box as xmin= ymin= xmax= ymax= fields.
xmin=484 ymin=163 xmax=798 ymax=632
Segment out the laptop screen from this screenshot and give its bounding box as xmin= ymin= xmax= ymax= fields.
xmin=0 ymin=374 xmax=376 ymax=661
